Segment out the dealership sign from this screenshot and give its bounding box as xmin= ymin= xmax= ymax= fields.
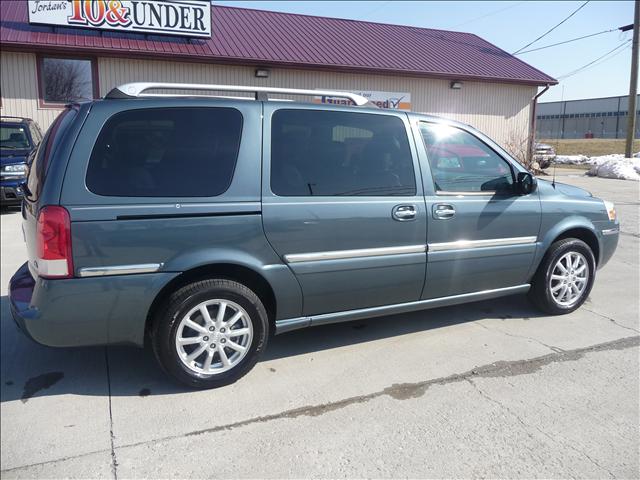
xmin=28 ymin=1 xmax=212 ymax=38
xmin=315 ymin=90 xmax=411 ymax=110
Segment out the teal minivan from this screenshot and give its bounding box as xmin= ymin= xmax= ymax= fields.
xmin=9 ymin=83 xmax=619 ymax=388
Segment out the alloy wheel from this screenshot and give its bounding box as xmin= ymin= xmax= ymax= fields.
xmin=175 ymin=299 xmax=253 ymax=375
xmin=549 ymin=251 xmax=589 ymax=307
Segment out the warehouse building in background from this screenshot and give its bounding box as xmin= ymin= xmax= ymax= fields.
xmin=0 ymin=1 xmax=556 ymax=149
xmin=536 ymin=95 xmax=640 ymax=140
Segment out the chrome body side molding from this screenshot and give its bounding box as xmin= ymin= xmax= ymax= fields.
xmin=601 ymin=228 xmax=619 ymax=236
xmin=274 ymin=284 xmax=531 ymax=334
xmin=428 ymin=236 xmax=537 ymax=252
xmin=283 ymin=237 xmax=538 ymax=263
xmin=284 ymin=245 xmax=426 ymax=263
xmin=78 ymin=263 xmax=163 ymax=278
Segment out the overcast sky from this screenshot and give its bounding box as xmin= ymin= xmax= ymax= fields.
xmin=213 ymin=1 xmax=635 ymax=103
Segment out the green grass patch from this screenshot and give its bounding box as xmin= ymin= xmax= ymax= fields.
xmin=540 ymin=138 xmax=640 ymax=157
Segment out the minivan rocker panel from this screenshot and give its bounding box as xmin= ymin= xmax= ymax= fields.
xmin=9 ymin=83 xmax=619 ymax=388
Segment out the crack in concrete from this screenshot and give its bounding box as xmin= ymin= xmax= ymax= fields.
xmin=1 ymin=335 xmax=637 ymax=475
xmin=121 ymin=335 xmax=640 ymax=445
xmin=104 ymin=348 xmax=118 ymax=480
xmin=474 ymin=321 xmax=565 ymax=353
xmin=467 ymin=378 xmax=616 ymax=478
xmin=582 ymin=307 xmax=640 ymax=334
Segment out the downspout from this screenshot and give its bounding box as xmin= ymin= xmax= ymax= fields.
xmin=528 ymin=84 xmax=550 ymax=167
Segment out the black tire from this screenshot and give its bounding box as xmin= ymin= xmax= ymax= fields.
xmin=528 ymin=238 xmax=596 ymax=315
xmin=151 ymin=279 xmax=269 ymax=389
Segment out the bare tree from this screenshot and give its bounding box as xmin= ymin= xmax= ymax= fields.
xmin=43 ymin=59 xmax=92 ymax=103
xmin=504 ymin=128 xmax=541 ymax=173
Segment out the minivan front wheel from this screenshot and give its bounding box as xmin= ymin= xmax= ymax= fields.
xmin=529 ymin=238 xmax=595 ymax=315
xmin=152 ymin=279 xmax=269 ymax=389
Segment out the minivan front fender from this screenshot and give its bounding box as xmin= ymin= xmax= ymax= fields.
xmin=528 ymin=215 xmax=601 ymax=278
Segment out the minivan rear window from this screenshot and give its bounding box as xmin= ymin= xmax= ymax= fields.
xmin=26 ymin=108 xmax=76 ymax=201
xmin=86 ymin=107 xmax=243 ymax=197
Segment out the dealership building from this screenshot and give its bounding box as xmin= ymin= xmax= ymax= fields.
xmin=0 ymin=1 xmax=556 ymax=148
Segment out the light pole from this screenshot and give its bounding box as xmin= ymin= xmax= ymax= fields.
xmin=625 ymin=0 xmax=639 ymax=157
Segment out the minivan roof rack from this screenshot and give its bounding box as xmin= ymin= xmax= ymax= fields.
xmin=105 ymin=82 xmax=372 ymax=107
xmin=1 ymin=116 xmax=30 ymax=121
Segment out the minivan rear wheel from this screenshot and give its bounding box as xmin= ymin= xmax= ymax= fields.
xmin=529 ymin=238 xmax=595 ymax=315
xmin=151 ymin=279 xmax=269 ymax=389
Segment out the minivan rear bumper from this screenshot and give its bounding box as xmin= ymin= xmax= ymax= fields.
xmin=9 ymin=262 xmax=178 ymax=347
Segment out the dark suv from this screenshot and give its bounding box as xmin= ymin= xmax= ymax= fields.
xmin=9 ymin=83 xmax=619 ymax=389
xmin=1 ymin=116 xmax=42 ymax=207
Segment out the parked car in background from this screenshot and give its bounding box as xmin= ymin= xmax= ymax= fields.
xmin=534 ymin=142 xmax=557 ymax=169
xmin=1 ymin=116 xmax=42 ymax=208
xmin=9 ymin=83 xmax=619 ymax=389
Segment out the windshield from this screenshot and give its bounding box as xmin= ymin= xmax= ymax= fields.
xmin=0 ymin=124 xmax=32 ymax=150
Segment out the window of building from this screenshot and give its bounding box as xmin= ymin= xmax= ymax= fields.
xmin=271 ymin=109 xmax=415 ymax=196
xmin=86 ymin=107 xmax=243 ymax=197
xmin=38 ymin=56 xmax=97 ymax=104
xmin=419 ymin=122 xmax=514 ymax=194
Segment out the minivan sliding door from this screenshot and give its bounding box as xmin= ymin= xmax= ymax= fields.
xmin=261 ymin=105 xmax=427 ymax=316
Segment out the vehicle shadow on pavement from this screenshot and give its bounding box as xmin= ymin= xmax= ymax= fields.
xmin=0 ymin=294 xmax=544 ymax=402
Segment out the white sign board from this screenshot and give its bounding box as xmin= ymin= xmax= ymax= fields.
xmin=28 ymin=0 xmax=212 ymax=38
xmin=315 ymin=90 xmax=411 ymax=110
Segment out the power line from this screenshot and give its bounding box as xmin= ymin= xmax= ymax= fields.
xmin=557 ymin=40 xmax=632 ymax=79
xmin=560 ymin=44 xmax=631 ymax=79
xmin=512 ymin=1 xmax=590 ymax=54
xmin=559 ymin=44 xmax=631 ymax=79
xmin=448 ymin=1 xmax=525 ymax=29
xmin=558 ymin=41 xmax=631 ymax=79
xmin=514 ymin=28 xmax=617 ymax=55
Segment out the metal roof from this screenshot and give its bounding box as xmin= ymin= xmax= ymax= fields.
xmin=0 ymin=3 xmax=557 ymax=86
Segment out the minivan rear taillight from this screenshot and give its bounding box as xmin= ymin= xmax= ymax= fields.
xmin=36 ymin=206 xmax=73 ymax=279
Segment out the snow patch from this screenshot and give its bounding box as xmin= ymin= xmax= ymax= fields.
xmin=587 ymin=156 xmax=640 ymax=181
xmin=551 ymin=152 xmax=640 ymax=180
xmin=554 ymin=154 xmax=590 ymax=165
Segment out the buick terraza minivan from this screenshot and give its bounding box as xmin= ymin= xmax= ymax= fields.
xmin=9 ymin=83 xmax=619 ymax=388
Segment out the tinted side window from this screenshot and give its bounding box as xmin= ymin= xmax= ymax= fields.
xmin=420 ymin=123 xmax=514 ymax=193
xmin=86 ymin=108 xmax=242 ymax=197
xmin=271 ymin=110 xmax=415 ymax=196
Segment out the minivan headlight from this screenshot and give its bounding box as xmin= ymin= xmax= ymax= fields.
xmin=603 ymin=200 xmax=616 ymax=221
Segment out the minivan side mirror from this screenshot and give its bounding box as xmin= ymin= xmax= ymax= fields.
xmin=516 ymin=171 xmax=537 ymax=195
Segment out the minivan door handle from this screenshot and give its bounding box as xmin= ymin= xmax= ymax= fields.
xmin=392 ymin=204 xmax=417 ymax=221
xmin=433 ymin=204 xmax=455 ymax=219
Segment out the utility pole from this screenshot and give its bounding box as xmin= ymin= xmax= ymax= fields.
xmin=625 ymin=0 xmax=639 ymax=157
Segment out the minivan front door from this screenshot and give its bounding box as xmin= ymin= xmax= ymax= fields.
xmin=416 ymin=121 xmax=541 ymax=299
xmin=262 ymin=105 xmax=427 ymax=316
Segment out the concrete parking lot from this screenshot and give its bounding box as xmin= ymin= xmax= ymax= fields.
xmin=1 ymin=170 xmax=638 ymax=479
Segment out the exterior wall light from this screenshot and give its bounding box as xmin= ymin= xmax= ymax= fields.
xmin=450 ymin=81 xmax=463 ymax=90
xmin=255 ymin=69 xmax=270 ymax=78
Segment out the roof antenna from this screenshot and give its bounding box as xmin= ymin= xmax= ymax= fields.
xmin=552 ymin=163 xmax=557 ymax=188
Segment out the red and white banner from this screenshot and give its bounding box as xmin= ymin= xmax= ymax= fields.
xmin=28 ymin=1 xmax=212 ymax=38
